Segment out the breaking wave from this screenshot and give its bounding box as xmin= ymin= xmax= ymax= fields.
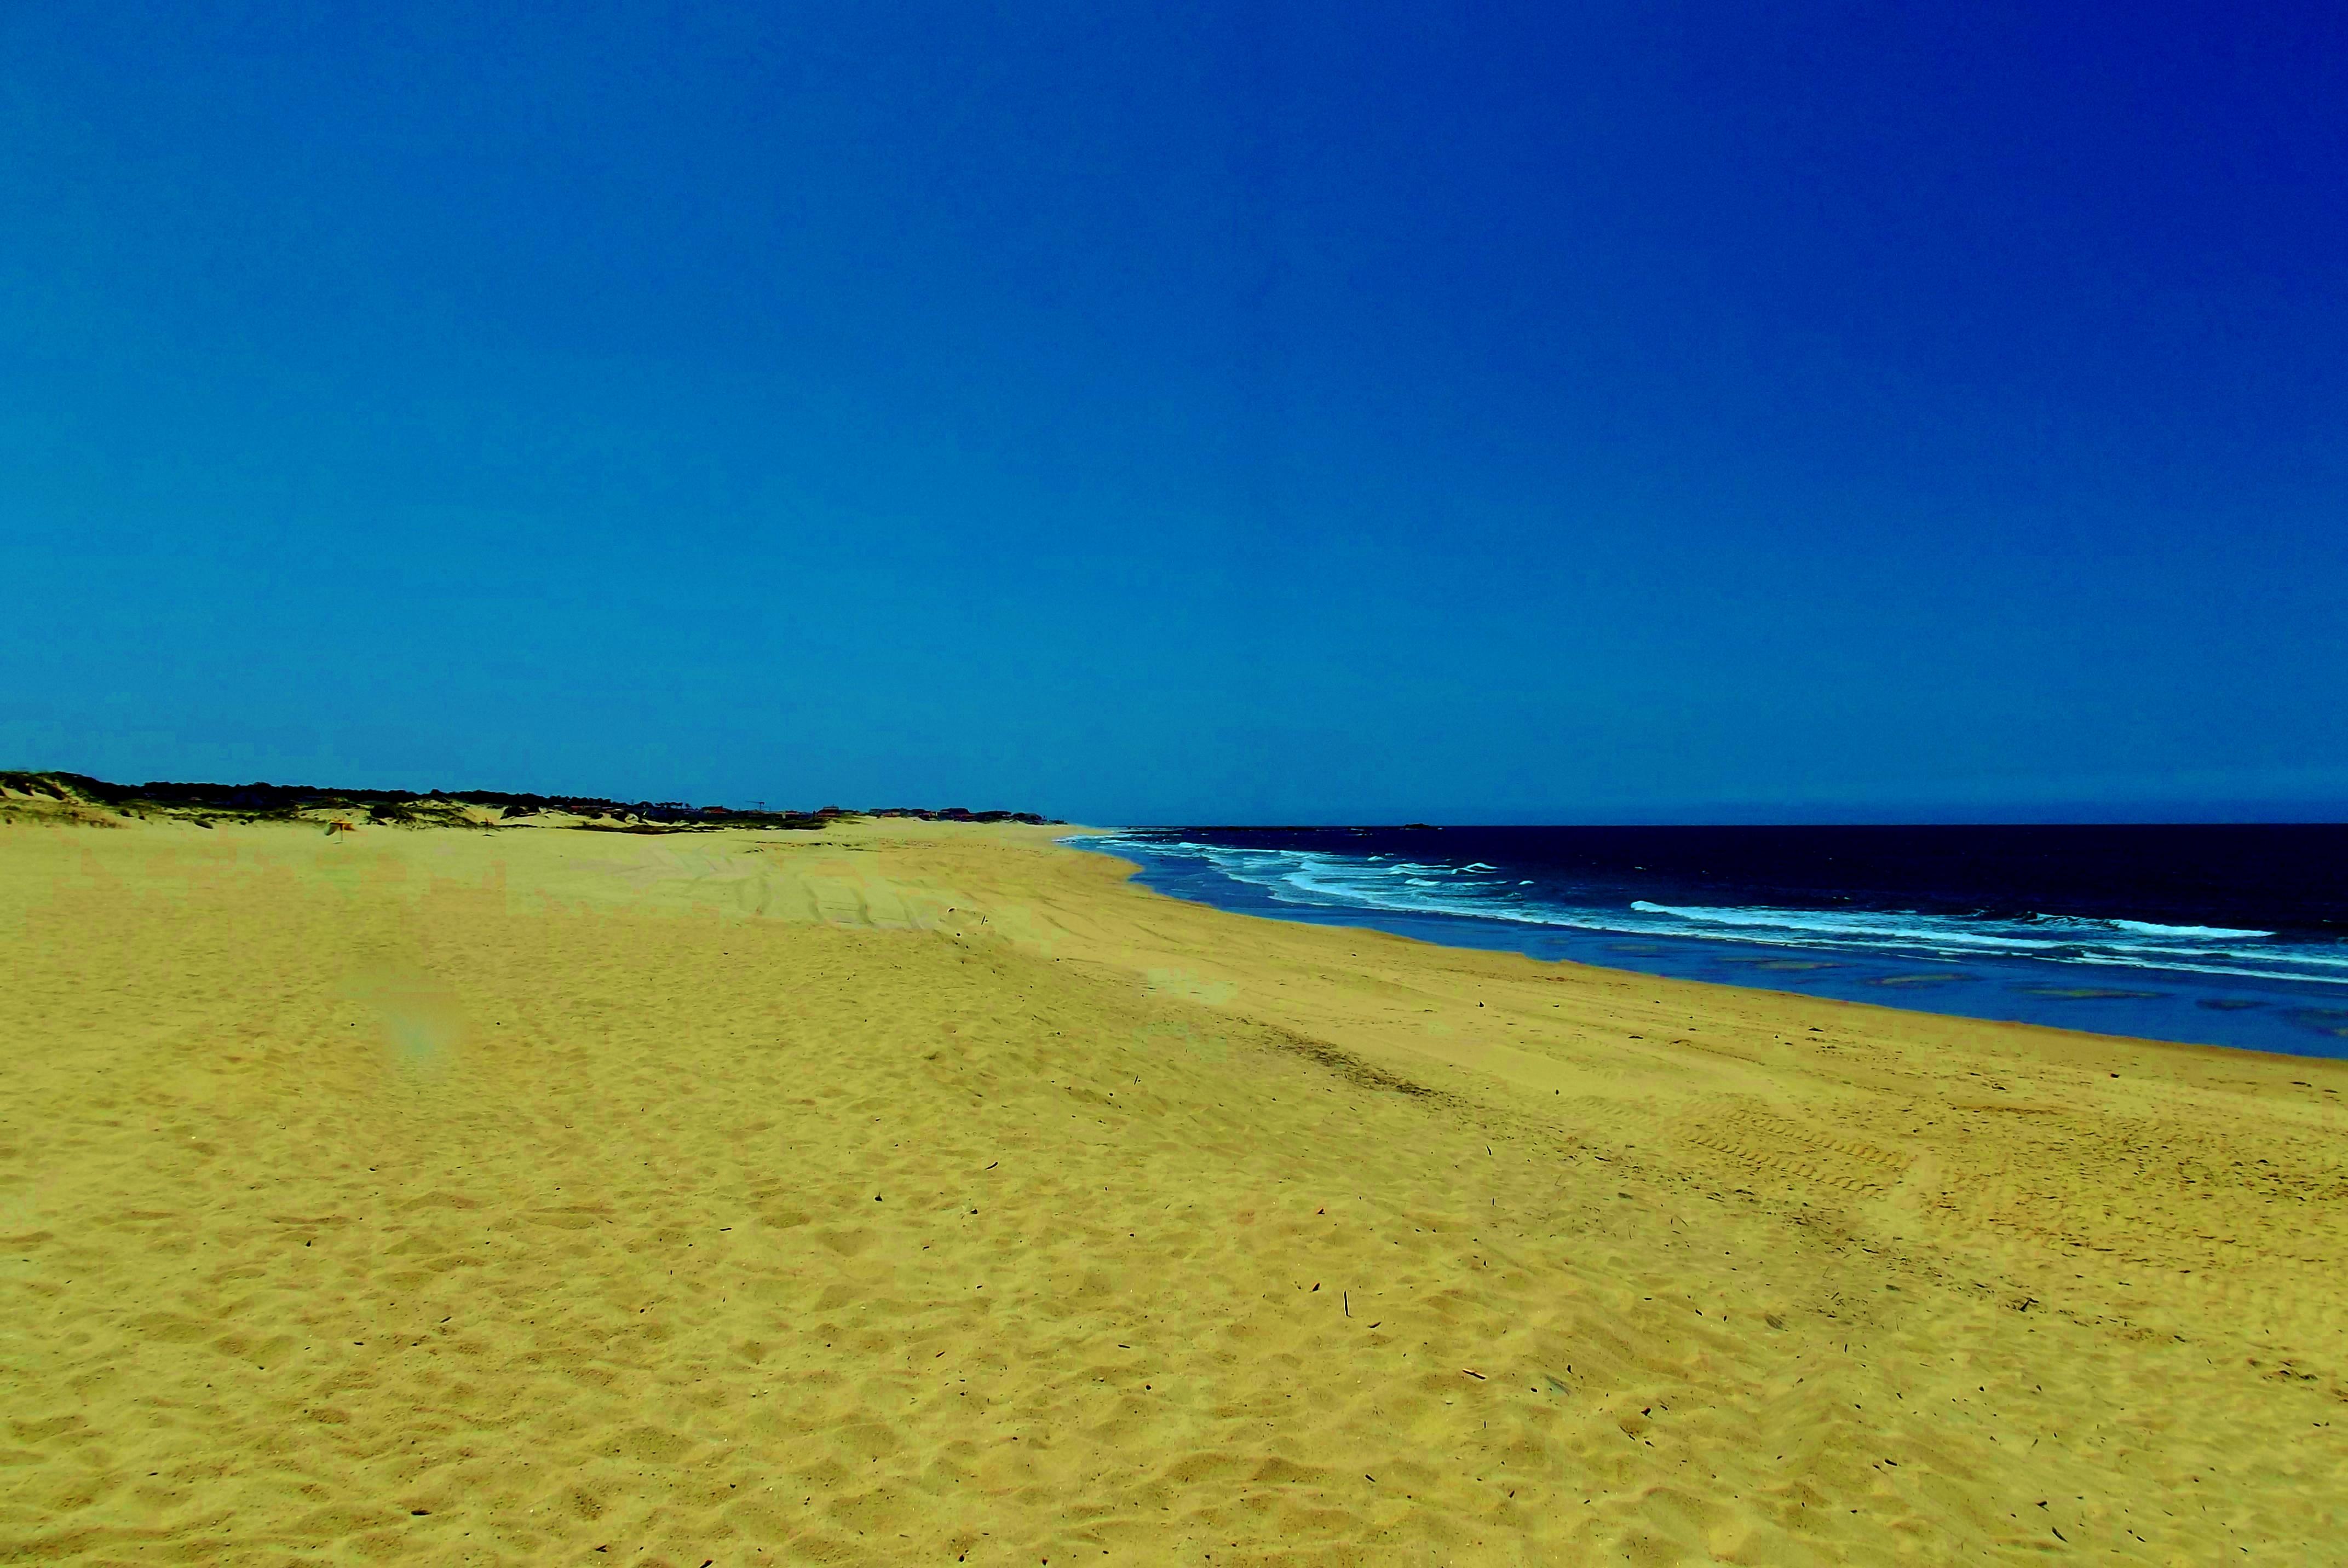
xmin=1077 ymin=837 xmax=2345 ymax=989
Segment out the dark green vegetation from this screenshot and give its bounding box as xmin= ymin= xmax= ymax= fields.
xmin=0 ymin=772 xmax=1051 ymax=833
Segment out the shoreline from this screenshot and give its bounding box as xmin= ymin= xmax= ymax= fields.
xmin=1056 ymin=829 xmax=2319 ymax=1078
xmin=5 ymin=814 xmax=2343 ymax=1561
xmin=1077 ymin=828 xmax=2348 ymax=1059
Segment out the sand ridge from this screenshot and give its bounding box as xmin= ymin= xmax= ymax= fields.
xmin=2 ymin=816 xmax=2343 ymax=1564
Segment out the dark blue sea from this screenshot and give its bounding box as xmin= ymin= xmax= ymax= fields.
xmin=1068 ymin=825 xmax=2348 ymax=1058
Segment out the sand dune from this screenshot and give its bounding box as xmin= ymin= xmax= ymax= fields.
xmin=2 ymin=815 xmax=2343 ymax=1564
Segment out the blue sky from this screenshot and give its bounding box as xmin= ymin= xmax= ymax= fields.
xmin=5 ymin=2 xmax=2343 ymax=822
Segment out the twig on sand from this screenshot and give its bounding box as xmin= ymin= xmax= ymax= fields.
xmin=1461 ymin=1369 xmax=1486 ymax=1381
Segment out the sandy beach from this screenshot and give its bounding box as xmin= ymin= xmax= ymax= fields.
xmin=3 ymin=812 xmax=2343 ymax=1565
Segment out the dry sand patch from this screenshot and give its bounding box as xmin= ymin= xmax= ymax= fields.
xmin=2 ymin=817 xmax=2343 ymax=1564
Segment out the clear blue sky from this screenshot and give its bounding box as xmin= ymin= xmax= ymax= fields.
xmin=5 ymin=2 xmax=2343 ymax=823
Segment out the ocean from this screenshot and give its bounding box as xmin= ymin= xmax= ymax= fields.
xmin=1069 ymin=825 xmax=2348 ymax=1058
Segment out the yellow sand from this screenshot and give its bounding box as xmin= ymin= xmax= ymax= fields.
xmin=2 ymin=816 xmax=2343 ymax=1565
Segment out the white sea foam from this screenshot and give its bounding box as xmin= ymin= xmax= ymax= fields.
xmin=2108 ymin=918 xmax=2275 ymax=939
xmin=1075 ymin=834 xmax=2346 ymax=989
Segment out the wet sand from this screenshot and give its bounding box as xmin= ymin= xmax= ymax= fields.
xmin=3 ymin=815 xmax=2343 ymax=1563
